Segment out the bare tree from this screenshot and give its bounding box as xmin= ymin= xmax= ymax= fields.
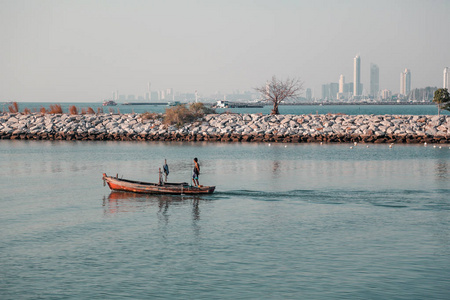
xmin=255 ymin=76 xmax=303 ymax=114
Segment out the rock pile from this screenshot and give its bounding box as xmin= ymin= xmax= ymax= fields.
xmin=0 ymin=113 xmax=449 ymax=144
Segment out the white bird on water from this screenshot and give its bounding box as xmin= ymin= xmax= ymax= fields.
xmin=424 ymin=142 xmax=427 ymax=147
xmin=389 ymin=143 xmax=394 ymax=148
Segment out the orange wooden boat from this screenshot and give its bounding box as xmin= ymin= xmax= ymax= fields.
xmin=102 ymin=173 xmax=215 ymax=195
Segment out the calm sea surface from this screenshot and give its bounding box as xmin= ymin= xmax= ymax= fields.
xmin=6 ymin=102 xmax=450 ymax=115
xmin=1 ymin=141 xmax=449 ymax=299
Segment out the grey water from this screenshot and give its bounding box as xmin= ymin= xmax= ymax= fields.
xmin=7 ymin=102 xmax=450 ymax=115
xmin=1 ymin=141 xmax=449 ymax=299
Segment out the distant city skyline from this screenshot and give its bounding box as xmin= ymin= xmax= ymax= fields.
xmin=1 ymin=0 xmax=449 ymax=102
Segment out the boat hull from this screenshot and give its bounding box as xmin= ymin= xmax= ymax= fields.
xmin=102 ymin=173 xmax=215 ymax=195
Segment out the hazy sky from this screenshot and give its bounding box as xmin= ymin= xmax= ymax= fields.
xmin=1 ymin=0 xmax=449 ymax=102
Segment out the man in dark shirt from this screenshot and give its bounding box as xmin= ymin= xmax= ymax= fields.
xmin=192 ymin=157 xmax=200 ymax=186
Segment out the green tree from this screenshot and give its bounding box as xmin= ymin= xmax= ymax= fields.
xmin=433 ymin=88 xmax=450 ymax=116
xmin=255 ymin=76 xmax=303 ymax=115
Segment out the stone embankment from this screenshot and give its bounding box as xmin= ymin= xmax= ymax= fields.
xmin=0 ymin=113 xmax=449 ymax=144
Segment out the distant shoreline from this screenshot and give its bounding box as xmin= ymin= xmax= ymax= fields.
xmin=281 ymin=101 xmax=433 ymax=106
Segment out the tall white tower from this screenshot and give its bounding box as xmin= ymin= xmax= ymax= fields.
xmin=353 ymin=55 xmax=361 ymax=96
xmin=147 ymin=82 xmax=151 ymax=101
xmin=444 ymin=67 xmax=449 ymax=89
xmin=339 ymin=75 xmax=345 ymax=93
xmin=400 ymin=68 xmax=411 ymax=96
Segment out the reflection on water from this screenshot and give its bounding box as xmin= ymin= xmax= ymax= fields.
xmin=103 ymin=191 xmax=205 ymax=221
xmin=272 ymin=160 xmax=280 ymax=176
xmin=435 ymin=160 xmax=448 ymax=180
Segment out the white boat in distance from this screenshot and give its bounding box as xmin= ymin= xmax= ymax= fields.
xmin=103 ymin=100 xmax=117 ymax=106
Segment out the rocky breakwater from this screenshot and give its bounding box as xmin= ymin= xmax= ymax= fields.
xmin=0 ymin=112 xmax=449 ymax=144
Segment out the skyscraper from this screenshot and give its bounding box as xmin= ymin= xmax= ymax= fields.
xmin=353 ymin=55 xmax=361 ymax=96
xmin=444 ymin=67 xmax=449 ymax=89
xmin=370 ymin=63 xmax=379 ymax=98
xmin=400 ymin=68 xmax=411 ymax=96
xmin=305 ymin=88 xmax=312 ymax=101
xmin=339 ymin=75 xmax=345 ymax=93
xmin=322 ymin=84 xmax=330 ymax=100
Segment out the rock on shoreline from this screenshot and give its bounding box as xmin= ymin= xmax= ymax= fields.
xmin=0 ymin=113 xmax=449 ymax=144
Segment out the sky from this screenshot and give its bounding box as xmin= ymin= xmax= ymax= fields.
xmin=1 ymin=0 xmax=449 ymax=102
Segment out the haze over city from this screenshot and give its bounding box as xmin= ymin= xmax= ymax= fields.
xmin=1 ymin=0 xmax=449 ymax=102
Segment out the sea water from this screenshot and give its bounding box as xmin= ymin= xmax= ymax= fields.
xmin=6 ymin=102 xmax=450 ymax=116
xmin=0 ymin=141 xmax=449 ymax=299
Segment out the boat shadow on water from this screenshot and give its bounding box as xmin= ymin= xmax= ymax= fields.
xmin=102 ymin=191 xmax=210 ymax=217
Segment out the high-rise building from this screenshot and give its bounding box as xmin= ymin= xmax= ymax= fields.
xmin=353 ymin=55 xmax=361 ymax=96
xmin=346 ymin=83 xmax=353 ymax=94
xmin=159 ymin=90 xmax=166 ymax=100
xmin=444 ymin=67 xmax=449 ymax=89
xmin=405 ymin=69 xmax=411 ymax=94
xmin=370 ymin=63 xmax=379 ymax=98
xmin=150 ymin=91 xmax=159 ymax=101
xmin=322 ymin=84 xmax=330 ymax=100
xmin=381 ymin=89 xmax=392 ymax=101
xmin=400 ymin=68 xmax=411 ymax=96
xmin=305 ymin=88 xmax=312 ymax=101
xmin=337 ymin=75 xmax=346 ymax=100
xmin=339 ymin=75 xmax=345 ymax=93
xmin=322 ymin=83 xmax=339 ymax=100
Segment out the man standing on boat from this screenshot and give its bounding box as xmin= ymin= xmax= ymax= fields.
xmin=163 ymin=159 xmax=169 ymax=182
xmin=192 ymin=158 xmax=200 ymax=186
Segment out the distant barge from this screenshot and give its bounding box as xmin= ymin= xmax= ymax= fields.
xmin=214 ymin=100 xmax=265 ymax=108
xmin=122 ymin=102 xmax=168 ymax=105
